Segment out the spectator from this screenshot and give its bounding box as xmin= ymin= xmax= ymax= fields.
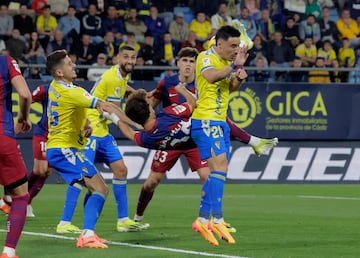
xmin=235 ymin=6 xmax=257 ymax=40
xmin=102 ymin=5 xmax=126 ymax=36
xmin=308 ymin=57 xmax=330 ymax=83
xmin=241 ymin=0 xmax=260 ymax=20
xmin=57 ymin=5 xmax=81 ymax=45
xmin=248 ymin=55 xmax=270 ymax=82
xmin=159 ymin=31 xmax=180 ymax=66
xmin=317 ymin=40 xmax=337 ymax=67
xmin=125 ymin=8 xmax=147 ymax=43
xmin=73 ymin=33 xmax=97 ymax=78
xmin=338 ymin=37 xmax=355 ymax=82
xmin=119 ymin=31 xmax=141 ymax=55
xmin=24 ymin=31 xmax=46 ymax=74
xmin=133 ymin=0 xmax=152 ymax=19
xmin=36 ymin=4 xmax=58 ymax=50
xmin=330 ymin=59 xmax=342 ymax=83
xmin=0 ymin=4 xmax=13 ymax=41
xmin=13 ymin=4 xmax=34 ymax=42
xmin=336 ymin=9 xmax=360 ymax=48
xmin=46 ymin=0 xmax=69 ymax=19
xmin=139 ymin=31 xmax=160 ymax=66
xmin=5 ymin=29 xmax=27 ymax=64
xmin=190 ymin=0 xmax=220 ymax=18
xmin=46 ymin=29 xmax=70 ymax=54
xmin=281 ymin=16 xmax=300 ymax=49
xmin=298 ymin=14 xmax=321 ymax=45
xmin=319 ymin=6 xmax=340 ymax=51
xmin=152 ymin=0 xmax=176 ymax=28
xmin=180 ymin=30 xmax=204 ymax=52
xmin=69 ymin=0 xmax=88 ymax=17
xmin=295 ymin=36 xmax=317 ymax=67
xmin=31 ymin=0 xmax=47 ymax=15
xmin=88 ymin=0 xmax=110 ymax=15
xmin=305 ymin=0 xmax=322 ymax=19
xmin=143 ymin=5 xmax=167 ymax=47
xmin=87 ymin=53 xmax=108 ymax=81
xmin=259 ymin=0 xmax=285 ymax=26
xmin=96 ymin=31 xmax=117 ymax=64
xmin=345 ymin=0 xmax=360 ymax=24
xmin=267 ymin=30 xmax=294 ymax=81
xmin=257 ymin=8 xmax=275 ymax=43
xmin=189 ymin=11 xmax=211 ymax=43
xmin=246 ymin=34 xmax=268 ymax=66
xmin=227 ymin=0 xmax=241 ymax=18
xmin=210 ymin=2 xmax=232 ymax=37
xmin=169 ymin=12 xmax=190 ymax=43
xmin=81 ymin=4 xmax=103 ymax=44
xmin=285 ymin=56 xmax=307 ymax=82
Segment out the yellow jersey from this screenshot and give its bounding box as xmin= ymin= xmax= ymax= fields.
xmin=192 ymin=47 xmax=232 ymax=121
xmin=47 ymin=80 xmax=98 ymax=150
xmin=87 ymin=65 xmax=129 ymax=137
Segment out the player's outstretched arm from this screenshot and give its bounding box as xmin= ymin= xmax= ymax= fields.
xmin=174 ymin=82 xmax=196 ymax=112
xmin=12 ymin=75 xmax=32 ymax=133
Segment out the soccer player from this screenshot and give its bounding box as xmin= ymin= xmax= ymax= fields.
xmin=190 ymin=25 xmax=248 ymax=246
xmin=0 ymin=55 xmax=32 ymax=258
xmin=27 ymin=84 xmax=82 ymax=234
xmin=133 ymin=47 xmax=278 ymax=226
xmin=84 ymin=45 xmax=149 ymax=232
xmin=45 ymin=49 xmax=110 ymax=248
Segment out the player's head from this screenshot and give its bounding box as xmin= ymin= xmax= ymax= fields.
xmin=214 ymin=25 xmax=240 ymax=61
xmin=125 ymin=89 xmax=154 ymax=126
xmin=117 ymin=45 xmax=136 ymax=75
xmin=177 ymin=47 xmax=198 ymax=77
xmin=46 ymin=49 xmax=76 ymax=82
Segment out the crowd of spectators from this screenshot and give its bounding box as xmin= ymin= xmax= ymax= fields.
xmin=0 ymin=0 xmax=360 ymax=83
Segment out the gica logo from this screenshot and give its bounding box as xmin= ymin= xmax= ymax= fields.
xmin=228 ymin=87 xmax=262 ymax=128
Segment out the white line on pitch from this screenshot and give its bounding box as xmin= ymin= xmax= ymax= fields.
xmin=0 ymin=230 xmax=248 ymax=258
xmin=298 ymin=195 xmax=360 ymax=201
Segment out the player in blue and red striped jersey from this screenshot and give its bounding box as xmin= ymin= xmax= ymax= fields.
xmin=0 ymin=55 xmax=32 ymax=258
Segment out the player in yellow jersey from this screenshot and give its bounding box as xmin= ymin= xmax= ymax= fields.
xmin=46 ymin=50 xmax=112 ymax=249
xmin=191 ymin=25 xmax=249 ymax=246
xmin=84 ymin=45 xmax=149 ymax=232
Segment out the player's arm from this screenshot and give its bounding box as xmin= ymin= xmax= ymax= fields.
xmin=125 ymin=84 xmax=136 ymax=98
xmin=147 ymin=78 xmax=165 ymax=108
xmin=12 ymin=75 xmax=32 ymax=133
xmin=174 ymin=82 xmax=196 ymax=112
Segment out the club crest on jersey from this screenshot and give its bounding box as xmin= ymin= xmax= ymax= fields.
xmin=83 ymin=92 xmax=92 ymax=99
xmin=115 ymin=87 xmax=121 ymax=97
xmin=202 ymin=57 xmax=210 ymax=66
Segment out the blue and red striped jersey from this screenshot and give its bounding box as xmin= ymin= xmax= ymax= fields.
xmin=134 ymin=104 xmax=197 ymax=150
xmin=32 ymin=84 xmax=49 ymax=137
xmin=0 ymin=56 xmax=22 ymax=138
xmin=152 ymin=74 xmax=196 ymax=107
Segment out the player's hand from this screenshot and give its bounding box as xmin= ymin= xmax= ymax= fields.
xmin=235 ymin=68 xmax=248 ymax=81
xmin=234 ymin=44 xmax=249 ymax=66
xmin=83 ymin=122 xmax=93 ymax=137
xmin=14 ymin=118 xmax=32 ymax=134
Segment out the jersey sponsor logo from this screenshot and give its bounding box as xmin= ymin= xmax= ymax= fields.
xmin=115 ymin=87 xmax=121 ymax=97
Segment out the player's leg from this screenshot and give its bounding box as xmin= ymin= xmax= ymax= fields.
xmin=0 ymin=136 xmax=30 ymax=258
xmin=46 ymin=148 xmax=108 ymax=248
xmin=27 ymin=135 xmax=50 ymax=217
xmin=134 ymin=150 xmax=180 ymax=222
xmin=97 ymin=134 xmax=148 ymax=232
xmin=226 ymin=117 xmax=278 ymax=156
xmin=191 ymin=119 xmax=235 ymax=245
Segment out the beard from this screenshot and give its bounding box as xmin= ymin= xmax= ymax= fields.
xmin=120 ymin=63 xmax=134 ymax=74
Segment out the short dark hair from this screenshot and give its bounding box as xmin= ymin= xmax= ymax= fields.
xmin=118 ymin=45 xmax=136 ymax=53
xmin=215 ymin=25 xmax=240 ymax=45
xmin=178 ymin=47 xmax=199 ymax=60
xmin=46 ymin=50 xmax=67 ymax=76
xmin=125 ymin=89 xmax=150 ymax=126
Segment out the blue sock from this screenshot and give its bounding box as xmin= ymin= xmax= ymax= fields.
xmin=83 ymin=190 xmax=91 ymax=207
xmin=61 ymin=183 xmax=82 ymax=222
xmin=208 ymin=171 xmax=226 ymax=220
xmin=113 ymin=178 xmax=128 ymax=219
xmin=198 ymin=178 xmax=211 ymax=219
xmin=83 ymin=191 xmax=106 ymax=230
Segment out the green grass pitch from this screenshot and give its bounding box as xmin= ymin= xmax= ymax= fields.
xmin=1 ymin=184 xmax=359 ymax=258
